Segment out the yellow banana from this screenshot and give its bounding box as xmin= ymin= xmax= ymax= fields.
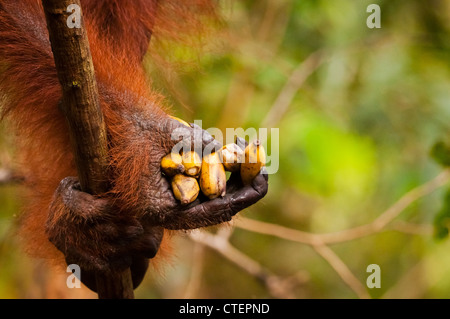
xmin=241 ymin=140 xmax=266 ymax=185
xmin=169 ymin=115 xmax=191 ymax=127
xmin=199 ymin=152 xmax=227 ymax=199
xmin=220 ymin=143 xmax=244 ymax=172
xmin=182 ymin=151 xmax=202 ymax=177
xmin=161 ymin=153 xmax=185 ymax=177
xmin=171 ymin=174 xmax=200 ymax=205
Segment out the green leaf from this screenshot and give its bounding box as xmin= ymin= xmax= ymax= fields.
xmin=434 ymin=188 xmax=450 ymax=240
xmin=430 ymin=141 xmax=450 ymax=167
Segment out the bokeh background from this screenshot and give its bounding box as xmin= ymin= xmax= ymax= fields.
xmin=1 ymin=0 xmax=450 ymax=298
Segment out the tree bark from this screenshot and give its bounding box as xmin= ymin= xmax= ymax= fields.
xmin=41 ymin=0 xmax=134 ymax=299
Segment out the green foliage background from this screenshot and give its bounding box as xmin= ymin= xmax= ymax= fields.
xmin=1 ymin=0 xmax=450 ymax=298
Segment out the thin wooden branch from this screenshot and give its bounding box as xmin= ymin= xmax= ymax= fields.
xmin=236 ymin=169 xmax=450 ymax=245
xmin=183 ymin=242 xmax=205 ymax=298
xmin=312 ymin=244 xmax=370 ymax=299
xmin=189 ymin=231 xmax=268 ymax=281
xmin=389 ymin=221 xmax=434 ymax=236
xmin=187 ymin=169 xmax=448 ymax=299
xmin=231 ymin=169 xmax=450 ymax=297
xmin=41 ymin=0 xmax=133 ymax=299
xmin=261 ymin=50 xmax=327 ymax=130
xmin=188 ymin=230 xmax=306 ymax=298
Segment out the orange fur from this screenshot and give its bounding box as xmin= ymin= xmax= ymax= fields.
xmin=0 ymin=0 xmax=216 ymax=274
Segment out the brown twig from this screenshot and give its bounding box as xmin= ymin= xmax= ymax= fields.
xmin=41 ymin=0 xmax=133 ymax=299
xmin=183 ymin=242 xmax=206 ymax=299
xmin=261 ymin=50 xmax=327 ymax=130
xmin=389 ymin=221 xmax=434 ymax=236
xmin=312 ymin=243 xmax=370 ymax=299
xmin=188 ymin=230 xmax=306 ymax=298
xmin=230 ymin=169 xmax=450 ymax=298
xmin=237 ymin=169 xmax=450 ymax=245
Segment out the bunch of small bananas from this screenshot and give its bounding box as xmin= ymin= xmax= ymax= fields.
xmin=161 ymin=119 xmax=266 ymax=205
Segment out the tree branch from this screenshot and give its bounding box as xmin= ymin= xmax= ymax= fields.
xmin=230 ymin=169 xmax=450 ymax=298
xmin=261 ymin=50 xmax=327 ymax=130
xmin=183 ymin=242 xmax=206 ymax=299
xmin=41 ymin=0 xmax=133 ymax=299
xmin=237 ymin=169 xmax=450 ymax=245
xmin=312 ymin=244 xmax=370 ymax=299
xmin=188 ymin=230 xmax=307 ymax=298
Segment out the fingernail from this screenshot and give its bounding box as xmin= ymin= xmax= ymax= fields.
xmin=235 ymin=136 xmax=247 ymax=150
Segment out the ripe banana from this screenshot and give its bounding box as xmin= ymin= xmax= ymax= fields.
xmin=220 ymin=143 xmax=244 ymax=172
xmin=169 ymin=115 xmax=191 ymax=127
xmin=161 ymin=153 xmax=185 ymax=177
xmin=199 ymin=152 xmax=227 ymax=199
xmin=241 ymin=140 xmax=266 ymax=185
xmin=182 ymin=151 xmax=202 ymax=177
xmin=171 ymin=174 xmax=200 ymax=205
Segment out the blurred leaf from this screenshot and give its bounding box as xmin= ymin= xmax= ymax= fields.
xmin=434 ymin=188 xmax=450 ymax=240
xmin=280 ymin=109 xmax=376 ymax=197
xmin=430 ymin=140 xmax=450 ymax=167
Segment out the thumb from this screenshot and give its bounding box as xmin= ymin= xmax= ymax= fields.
xmin=163 ymin=116 xmax=222 ymax=157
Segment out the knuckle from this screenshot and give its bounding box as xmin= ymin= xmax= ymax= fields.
xmin=58 ymin=176 xmax=80 ymax=192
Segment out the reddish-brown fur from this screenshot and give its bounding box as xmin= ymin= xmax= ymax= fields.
xmin=0 ymin=0 xmax=216 ymax=267
xmin=1 ymin=0 xmax=269 ymax=293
